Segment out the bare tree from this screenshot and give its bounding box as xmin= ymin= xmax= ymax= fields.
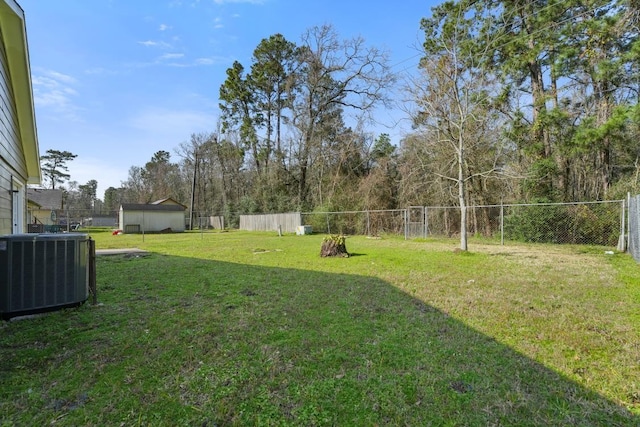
xmin=176 ymin=132 xmax=218 ymax=229
xmin=290 ymin=24 xmax=395 ymax=208
xmin=409 ymin=12 xmax=507 ymax=250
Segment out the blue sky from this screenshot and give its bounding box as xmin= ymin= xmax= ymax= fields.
xmin=19 ymin=0 xmax=434 ymax=198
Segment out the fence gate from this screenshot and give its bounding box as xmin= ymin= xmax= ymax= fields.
xmin=407 ymin=206 xmax=426 ymax=239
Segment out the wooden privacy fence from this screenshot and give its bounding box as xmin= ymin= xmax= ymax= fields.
xmin=239 ymin=212 xmax=302 ymax=233
xmin=191 ymin=215 xmax=225 ymax=229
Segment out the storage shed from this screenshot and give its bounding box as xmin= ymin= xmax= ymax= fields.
xmin=119 ymin=202 xmax=186 ymax=233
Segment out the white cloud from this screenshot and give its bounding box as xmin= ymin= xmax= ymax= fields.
xmin=195 ymin=57 xmax=215 ymax=65
xmin=84 ymin=67 xmax=121 ymax=76
xmin=33 ymin=87 xmax=74 ymax=107
xmin=197 ymin=56 xmax=230 ymax=65
xmin=171 ymin=0 xmax=262 ymax=7
xmin=159 ymin=53 xmax=185 ymax=60
xmin=43 ymin=70 xmax=77 ymax=84
xmin=129 ymin=53 xmax=219 ymax=69
xmin=31 ymin=69 xmax=82 ymax=121
xmin=159 ymin=24 xmax=172 ymax=31
xmin=212 ymin=0 xmax=264 ymax=4
xmin=138 ymin=40 xmax=172 ymax=48
xmin=169 ymin=0 xmax=204 ymax=7
xmin=143 ymin=53 xmax=227 ymax=68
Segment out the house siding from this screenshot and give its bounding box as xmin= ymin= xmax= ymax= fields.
xmin=0 ymin=163 xmax=18 ymax=234
xmin=0 ymin=21 xmax=26 ymax=235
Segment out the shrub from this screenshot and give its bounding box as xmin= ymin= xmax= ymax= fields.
xmin=504 ymin=202 xmax=620 ymax=245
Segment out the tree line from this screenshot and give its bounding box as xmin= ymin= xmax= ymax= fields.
xmin=51 ymin=1 xmax=640 ymax=232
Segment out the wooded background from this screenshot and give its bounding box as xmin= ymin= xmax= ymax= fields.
xmin=52 ymin=1 xmax=639 ymax=227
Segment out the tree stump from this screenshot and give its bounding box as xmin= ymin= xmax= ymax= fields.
xmin=320 ymin=235 xmax=349 ymax=257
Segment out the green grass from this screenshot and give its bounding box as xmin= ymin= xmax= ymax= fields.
xmin=1 ymin=230 xmax=639 ymax=426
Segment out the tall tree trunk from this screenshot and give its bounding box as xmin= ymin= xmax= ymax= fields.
xmin=265 ymin=104 xmax=272 ymax=173
xmin=597 ymin=81 xmax=613 ymax=198
xmin=297 ymin=126 xmax=313 ymax=208
xmin=522 ymin=6 xmax=554 ymax=199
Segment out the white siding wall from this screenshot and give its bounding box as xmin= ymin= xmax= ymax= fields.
xmin=0 ymin=27 xmax=26 ymax=235
xmin=120 ymin=210 xmax=185 ymax=233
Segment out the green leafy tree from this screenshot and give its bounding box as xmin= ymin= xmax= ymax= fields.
xmin=122 ymin=166 xmax=145 ymax=203
xmin=370 ymin=133 xmax=395 ymax=163
xmin=120 ymin=152 xmax=182 ymax=204
xmin=40 ymin=149 xmax=77 ymax=189
xmin=141 ymin=150 xmax=181 ymax=202
xmin=250 ymin=33 xmax=298 ymax=170
xmin=480 ymin=0 xmax=567 ymax=199
xmin=419 ymin=0 xmax=640 ymax=203
xmin=558 ymin=0 xmax=638 ymax=199
xmin=219 ymin=61 xmax=260 ymax=172
xmin=78 ymin=179 xmax=98 ymax=211
xmin=103 ymin=186 xmax=124 ymax=212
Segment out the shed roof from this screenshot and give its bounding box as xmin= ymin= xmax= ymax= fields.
xmin=121 ymin=203 xmax=186 ymax=212
xmin=27 ymin=188 xmax=63 ymax=209
xmin=150 ymin=197 xmax=186 ymax=208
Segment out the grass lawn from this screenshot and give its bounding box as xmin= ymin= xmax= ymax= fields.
xmin=1 ymin=230 xmax=639 ymax=426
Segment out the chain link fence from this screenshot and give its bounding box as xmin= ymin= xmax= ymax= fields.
xmin=301 ymin=210 xmax=407 ymax=237
xmin=302 ymin=201 xmax=624 ymax=247
xmin=30 ymin=200 xmax=629 ymax=250
xmin=418 ymin=201 xmax=623 ymax=246
xmin=629 ymin=194 xmax=640 ymax=262
xmin=27 ymin=208 xmax=119 ymax=233
xmin=503 ymin=202 xmax=624 ymax=246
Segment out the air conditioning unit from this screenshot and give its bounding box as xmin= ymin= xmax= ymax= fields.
xmin=0 ymin=233 xmax=89 ymax=320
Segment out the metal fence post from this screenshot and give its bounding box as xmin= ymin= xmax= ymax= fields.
xmin=628 ymin=194 xmax=640 ymax=262
xmin=88 ymin=237 xmax=97 ymax=305
xmin=500 ymin=202 xmax=504 ymax=246
xmin=618 ymin=198 xmax=626 ymax=251
xmin=422 ymin=206 xmax=426 ymax=238
xmin=423 ymin=206 xmax=428 ymax=238
xmin=326 ymin=213 xmax=330 ymax=234
xmin=404 ymin=209 xmax=408 ymax=240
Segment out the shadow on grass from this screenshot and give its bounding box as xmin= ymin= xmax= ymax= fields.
xmin=0 ymin=252 xmax=637 ymax=426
